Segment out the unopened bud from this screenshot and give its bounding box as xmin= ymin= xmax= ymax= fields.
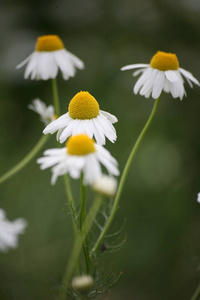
xmin=71 ymin=275 xmax=93 ymax=295
xmin=92 ymin=175 xmax=117 ymax=197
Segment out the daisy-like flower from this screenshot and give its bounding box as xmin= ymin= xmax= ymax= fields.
xmin=0 ymin=208 xmax=27 ymax=252
xmin=43 ymin=91 xmax=118 ymax=145
xmin=121 ymin=51 xmax=199 ymax=100
xmin=16 ymin=35 xmax=84 ymax=80
xmin=37 ymin=134 xmax=119 ymax=185
xmin=28 ymin=98 xmax=56 ymax=125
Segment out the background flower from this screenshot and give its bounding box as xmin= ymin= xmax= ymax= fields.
xmin=16 ymin=35 xmax=84 ymax=80
xmin=0 ymin=208 xmax=27 ymax=252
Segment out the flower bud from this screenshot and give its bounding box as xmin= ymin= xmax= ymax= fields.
xmin=71 ymin=275 xmax=93 ymax=295
xmin=92 ymin=175 xmax=117 ymax=197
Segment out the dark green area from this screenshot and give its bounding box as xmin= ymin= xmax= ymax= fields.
xmin=1 ymin=0 xmax=200 ymax=299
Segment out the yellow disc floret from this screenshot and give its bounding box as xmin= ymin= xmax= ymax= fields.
xmin=150 ymin=51 xmax=179 ymax=71
xmin=35 ymin=35 xmax=64 ymax=52
xmin=68 ymin=91 xmax=100 ymax=120
xmin=67 ymin=134 xmax=96 ymax=156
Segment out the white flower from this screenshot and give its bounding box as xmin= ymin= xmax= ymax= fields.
xmin=16 ymin=35 xmax=84 ymax=80
xmin=72 ymin=275 xmax=93 ymax=295
xmin=121 ymin=51 xmax=199 ymax=100
xmin=0 ymin=208 xmax=27 ymax=252
xmin=28 ymin=98 xmax=55 ymax=125
xmin=37 ymin=134 xmax=119 ymax=185
xmin=197 ymin=192 xmax=200 ymax=203
xmin=92 ymin=175 xmax=117 ymax=197
xmin=43 ymin=91 xmax=118 ymax=145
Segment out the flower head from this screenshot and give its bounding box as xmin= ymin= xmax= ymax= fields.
xmin=28 ymin=98 xmax=56 ymax=125
xmin=121 ymin=51 xmax=199 ymax=100
xmin=0 ymin=208 xmax=27 ymax=252
xmin=16 ymin=35 xmax=84 ymax=80
xmin=43 ymin=91 xmax=118 ymax=145
xmin=37 ymin=134 xmax=119 ymax=185
xmin=92 ymin=175 xmax=117 ymax=197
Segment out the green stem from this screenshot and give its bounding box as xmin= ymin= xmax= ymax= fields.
xmin=80 ymin=175 xmax=90 ymax=274
xmin=63 ymin=175 xmax=77 ymax=232
xmin=90 ymin=97 xmax=160 ymax=258
xmin=190 ymin=282 xmax=200 ymax=300
xmin=0 ymin=134 xmax=49 ymax=185
xmin=58 ymin=195 xmax=102 ymax=300
xmin=52 ymin=78 xmax=60 ymax=117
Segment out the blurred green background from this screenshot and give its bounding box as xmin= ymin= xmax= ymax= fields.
xmin=1 ymin=0 xmax=200 ymax=299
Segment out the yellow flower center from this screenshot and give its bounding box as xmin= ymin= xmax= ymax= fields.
xmin=68 ymin=91 xmax=100 ymax=120
xmin=35 ymin=35 xmax=64 ymax=52
xmin=150 ymin=51 xmax=179 ymax=71
xmin=66 ymin=134 xmax=96 ymax=156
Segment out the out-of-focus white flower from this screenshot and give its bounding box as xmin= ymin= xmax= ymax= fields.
xmin=197 ymin=192 xmax=200 ymax=203
xmin=0 ymin=208 xmax=27 ymax=252
xmin=37 ymin=134 xmax=119 ymax=185
xmin=121 ymin=51 xmax=199 ymax=100
xmin=28 ymin=98 xmax=56 ymax=125
xmin=16 ymin=35 xmax=84 ymax=80
xmin=72 ymin=275 xmax=93 ymax=295
xmin=92 ymin=175 xmax=117 ymax=197
xmin=43 ymin=91 xmax=118 ymax=145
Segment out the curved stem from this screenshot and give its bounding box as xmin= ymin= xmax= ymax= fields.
xmin=58 ymin=195 xmax=102 ymax=300
xmin=90 ymin=97 xmax=160 ymax=257
xmin=52 ymin=78 xmax=60 ymax=117
xmin=0 ymin=134 xmax=49 ymax=185
xmin=190 ymin=282 xmax=200 ymax=300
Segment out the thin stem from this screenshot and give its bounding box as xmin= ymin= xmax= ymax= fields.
xmin=51 ymin=78 xmax=60 ymax=117
xmin=58 ymin=195 xmax=102 ymax=300
xmin=79 ymin=175 xmax=90 ymax=274
xmin=63 ymin=175 xmax=77 ymax=232
xmin=90 ymin=97 xmax=160 ymax=257
xmin=51 ymin=78 xmax=76 ymax=227
xmin=0 ymin=134 xmax=49 ymax=185
xmin=190 ymin=282 xmax=200 ymax=300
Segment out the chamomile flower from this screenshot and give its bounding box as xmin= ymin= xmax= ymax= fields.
xmin=121 ymin=51 xmax=199 ymax=100
xmin=28 ymin=98 xmax=56 ymax=125
xmin=43 ymin=91 xmax=118 ymax=145
xmin=0 ymin=208 xmax=27 ymax=252
xmin=37 ymin=134 xmax=119 ymax=185
xmin=16 ymin=35 xmax=84 ymax=80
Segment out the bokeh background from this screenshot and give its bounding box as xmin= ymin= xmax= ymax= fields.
xmin=1 ymin=0 xmax=200 ymax=299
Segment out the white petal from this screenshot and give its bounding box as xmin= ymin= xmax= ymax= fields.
xmin=121 ymin=64 xmax=149 ymax=71
xmin=100 ymin=110 xmax=118 ymax=123
xmin=66 ymin=50 xmax=85 ymax=70
xmin=134 ymin=68 xmax=154 ymax=94
xmin=43 ymin=113 xmax=71 ymax=134
xmin=16 ymin=54 xmax=32 ymax=69
xmin=152 ymin=71 xmax=165 ymax=99
xmin=54 ymin=50 xmax=75 ymax=78
xmin=165 ymin=70 xmax=178 ymax=83
xmin=92 ymin=119 xmax=106 ymax=145
xmin=179 ymin=68 xmax=200 ymax=86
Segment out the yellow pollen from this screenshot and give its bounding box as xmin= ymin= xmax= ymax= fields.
xmin=68 ymin=91 xmax=100 ymax=120
xmin=35 ymin=35 xmax=64 ymax=52
xmin=150 ymin=51 xmax=179 ymax=71
xmin=66 ymin=134 xmax=96 ymax=156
